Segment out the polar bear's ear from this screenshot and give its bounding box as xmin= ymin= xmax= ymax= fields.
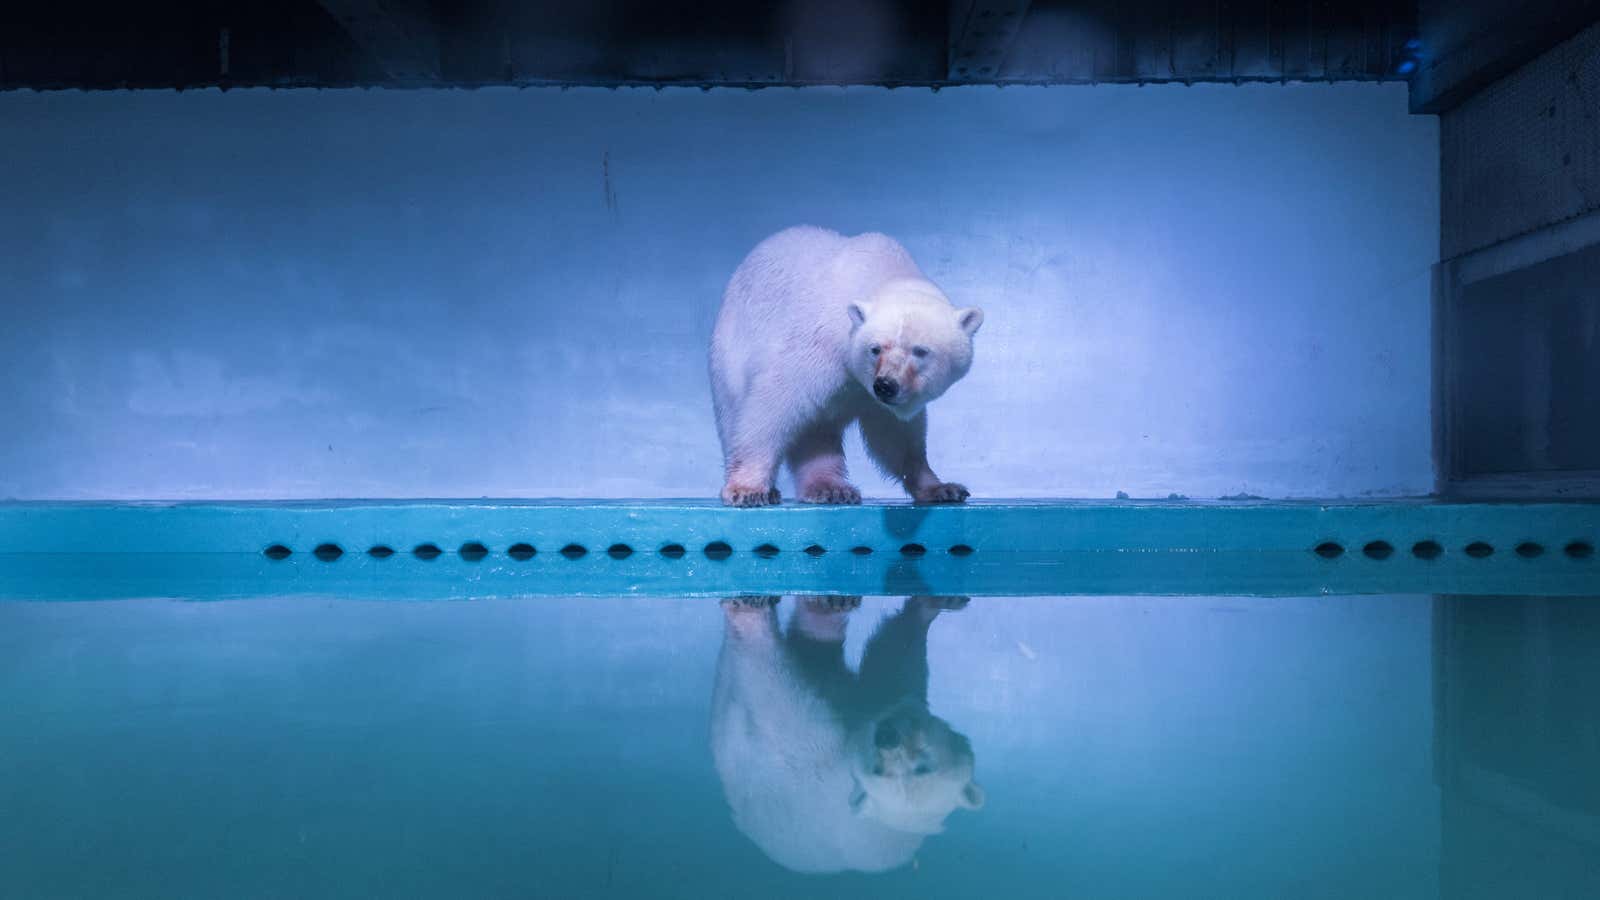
xmin=956 ymin=307 xmax=984 ymax=337
xmin=849 ymin=784 xmax=872 ymax=817
xmin=847 ymin=303 xmax=868 ymax=329
xmin=959 ymin=781 xmax=986 ymax=810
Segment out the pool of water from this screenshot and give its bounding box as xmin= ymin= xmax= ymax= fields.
xmin=2 ymin=592 xmax=1596 ymax=898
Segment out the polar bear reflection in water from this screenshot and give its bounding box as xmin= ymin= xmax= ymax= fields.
xmin=711 ymin=595 xmax=984 ymax=874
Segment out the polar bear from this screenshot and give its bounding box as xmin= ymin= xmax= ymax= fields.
xmin=709 ymin=596 xmax=984 ymax=874
xmin=709 ymin=226 xmax=984 ymax=506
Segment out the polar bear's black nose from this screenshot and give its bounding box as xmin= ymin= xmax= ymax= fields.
xmin=873 ymin=377 xmax=899 ymax=402
xmin=875 ymin=722 xmax=900 ymax=749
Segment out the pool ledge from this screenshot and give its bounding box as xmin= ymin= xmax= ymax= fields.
xmin=1 ymin=499 xmax=1596 ymax=555
xmin=1 ymin=500 xmax=1596 ymax=598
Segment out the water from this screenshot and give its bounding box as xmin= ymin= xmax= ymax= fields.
xmin=1 ymin=592 xmax=1596 ymax=899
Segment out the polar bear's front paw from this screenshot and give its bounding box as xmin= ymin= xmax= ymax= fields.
xmin=722 ymin=483 xmax=781 ymax=507
xmin=912 ymin=595 xmax=971 ymax=611
xmin=908 ymin=595 xmax=969 ymax=624
xmin=799 ymin=480 xmax=861 ymax=505
xmin=800 ymin=594 xmax=863 ymax=612
xmin=913 ymin=482 xmax=970 ymax=504
xmin=721 ymin=594 xmax=781 ymax=610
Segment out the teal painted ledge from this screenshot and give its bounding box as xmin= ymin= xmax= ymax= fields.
xmin=1 ymin=500 xmax=1597 ymax=599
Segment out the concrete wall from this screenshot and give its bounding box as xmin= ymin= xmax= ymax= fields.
xmin=1440 ymin=21 xmax=1600 ymax=260
xmin=0 ymin=83 xmax=1437 ymax=500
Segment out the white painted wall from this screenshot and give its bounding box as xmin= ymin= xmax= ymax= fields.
xmin=0 ymin=84 xmax=1437 ymax=499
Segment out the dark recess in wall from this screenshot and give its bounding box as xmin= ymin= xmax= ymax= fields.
xmin=1451 ymin=244 xmax=1600 ymax=479
xmin=1428 ymin=5 xmax=1600 ymax=500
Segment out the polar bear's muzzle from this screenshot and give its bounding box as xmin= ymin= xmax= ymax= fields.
xmin=874 ymin=719 xmax=902 ymax=748
xmin=869 ymin=711 xmax=933 ymax=768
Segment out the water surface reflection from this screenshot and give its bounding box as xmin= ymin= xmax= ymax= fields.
xmin=1434 ymin=595 xmax=1600 ymax=897
xmin=0 ymin=592 xmax=1598 ymax=897
xmin=712 ymin=595 xmax=983 ymax=874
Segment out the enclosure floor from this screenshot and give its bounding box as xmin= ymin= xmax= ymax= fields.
xmin=2 ymin=500 xmax=1596 ymax=599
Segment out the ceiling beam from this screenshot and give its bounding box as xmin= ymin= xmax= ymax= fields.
xmin=948 ymin=0 xmax=1031 ymax=81
xmin=317 ymin=0 xmax=440 ymax=82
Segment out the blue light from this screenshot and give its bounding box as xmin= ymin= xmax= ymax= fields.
xmin=1404 ymin=38 xmax=1421 ymax=51
xmin=1397 ymin=59 xmax=1417 ymax=75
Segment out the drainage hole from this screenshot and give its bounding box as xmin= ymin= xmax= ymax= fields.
xmin=560 ymin=544 xmax=588 ymax=559
xmin=313 ymin=543 xmax=343 ymax=561
xmin=507 ymin=543 xmax=536 ymax=560
xmin=900 ymin=543 xmax=927 ymax=557
xmin=704 ymin=541 xmax=733 ymax=560
xmin=1515 ymin=542 xmax=1544 ymax=559
xmin=607 ymin=543 xmax=633 ymax=559
xmin=659 ymin=543 xmax=686 ymax=559
xmin=1464 ymin=541 xmax=1494 ymax=559
xmin=459 ymin=542 xmax=489 ymax=561
xmin=263 ymin=544 xmax=292 ymax=560
xmin=1362 ymin=541 xmax=1393 ymax=560
xmin=367 ymin=545 xmax=395 ymax=559
xmin=1411 ymin=540 xmax=1442 ymax=560
xmin=850 ymin=546 xmax=873 ymax=556
xmin=413 ymin=543 xmax=442 ymax=560
xmin=1565 ymin=541 xmax=1594 ymax=559
xmin=949 ymin=544 xmax=975 ymax=556
xmin=754 ymin=543 xmax=780 ymax=558
xmin=1313 ymin=542 xmax=1344 ymax=559
xmin=803 ymin=544 xmax=826 ymax=557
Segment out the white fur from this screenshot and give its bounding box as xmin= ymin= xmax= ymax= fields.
xmin=710 ymin=598 xmax=982 ymax=874
xmin=709 ymin=226 xmax=983 ymax=506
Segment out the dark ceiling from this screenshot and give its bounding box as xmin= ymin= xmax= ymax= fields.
xmin=1 ymin=1 xmax=1420 ymax=90
xmin=1 ymin=1 xmax=1595 ymax=114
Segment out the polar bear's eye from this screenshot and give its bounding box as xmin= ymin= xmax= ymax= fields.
xmin=912 ymin=346 xmax=930 ymax=359
xmin=869 ymin=345 xmax=881 ymax=356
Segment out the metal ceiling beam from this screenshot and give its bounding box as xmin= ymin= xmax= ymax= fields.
xmin=0 ymin=0 xmax=1422 ymax=91
xmin=948 ymin=0 xmax=1031 ymax=81
xmin=317 ymin=0 xmax=441 ymax=82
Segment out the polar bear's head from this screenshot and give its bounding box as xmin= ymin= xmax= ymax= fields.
xmin=847 ymin=700 xmax=985 ymax=835
xmin=846 ymin=279 xmax=983 ymax=421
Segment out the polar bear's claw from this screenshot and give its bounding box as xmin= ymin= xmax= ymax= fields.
xmin=913 ymin=482 xmax=969 ymax=504
xmin=799 ymin=481 xmax=861 ymax=505
xmin=800 ymin=595 xmax=863 ymax=612
xmin=723 ymin=484 xmax=781 ymax=507
xmin=722 ymin=595 xmax=781 ymax=610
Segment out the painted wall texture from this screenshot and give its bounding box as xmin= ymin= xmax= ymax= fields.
xmin=0 ymin=84 xmax=1437 ymax=500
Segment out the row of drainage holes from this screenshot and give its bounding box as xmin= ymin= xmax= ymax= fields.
xmin=265 ymin=542 xmax=978 ymax=561
xmin=1313 ymin=540 xmax=1595 ymax=561
xmin=268 ymin=539 xmax=1600 ymax=563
